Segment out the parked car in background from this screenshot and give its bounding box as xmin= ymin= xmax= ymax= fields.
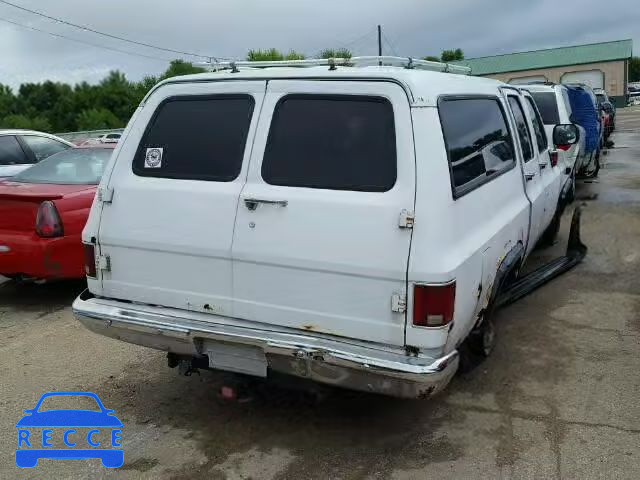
xmin=563 ymin=84 xmax=602 ymax=177
xmin=0 ymin=144 xmax=115 ymax=281
xmin=98 ymin=133 xmax=121 ymax=144
xmin=0 ymin=130 xmax=73 ymax=180
xmin=522 ymin=83 xmax=582 ymax=201
xmin=73 ymin=59 xmax=569 ymax=399
xmin=594 ymin=88 xmax=616 ymax=135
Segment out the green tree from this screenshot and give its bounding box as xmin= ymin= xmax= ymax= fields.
xmin=247 ymin=48 xmax=285 ymax=61
xmin=440 ymin=48 xmax=464 ymax=62
xmin=76 ymin=108 xmax=121 ymax=130
xmin=630 ymin=57 xmax=640 ymax=82
xmin=0 ymin=84 xmax=16 ymax=117
xmin=319 ymin=48 xmax=352 ymax=59
xmin=2 ymin=114 xmax=51 ymax=131
xmin=160 ymin=59 xmax=207 ymax=79
xmin=284 ymin=50 xmax=305 ymax=60
xmin=423 ymin=56 xmax=440 ymax=62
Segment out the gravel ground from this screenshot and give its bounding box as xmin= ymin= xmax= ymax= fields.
xmin=1 ymin=108 xmax=639 ymax=479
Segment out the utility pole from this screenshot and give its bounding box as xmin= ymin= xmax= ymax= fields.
xmin=377 ymin=25 xmax=382 ymax=65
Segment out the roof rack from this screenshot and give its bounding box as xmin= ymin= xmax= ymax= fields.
xmin=196 ymin=56 xmax=471 ymax=75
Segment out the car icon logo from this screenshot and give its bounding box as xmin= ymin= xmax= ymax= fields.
xmin=15 ymin=391 xmax=123 ymax=468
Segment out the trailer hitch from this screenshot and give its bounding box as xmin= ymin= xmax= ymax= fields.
xmin=496 ymin=206 xmax=587 ymax=308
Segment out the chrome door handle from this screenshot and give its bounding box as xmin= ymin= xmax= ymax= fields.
xmin=539 ymin=162 xmax=548 ymax=169
xmin=244 ymin=198 xmax=288 ymax=211
xmin=525 ymin=173 xmax=536 ymax=181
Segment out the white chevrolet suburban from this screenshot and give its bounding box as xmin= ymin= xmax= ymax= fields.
xmin=73 ymin=57 xmax=572 ymax=399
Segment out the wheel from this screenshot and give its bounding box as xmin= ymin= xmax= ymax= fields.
xmin=458 ymin=316 xmax=496 ymax=373
xmin=566 ymin=168 xmax=576 ymax=203
xmin=582 ymin=150 xmax=600 ymax=179
xmin=15 ymin=451 xmax=38 ymax=468
xmin=539 ymin=209 xmax=562 ymax=247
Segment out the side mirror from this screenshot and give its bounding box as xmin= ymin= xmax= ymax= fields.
xmin=553 ymin=124 xmax=579 ymax=148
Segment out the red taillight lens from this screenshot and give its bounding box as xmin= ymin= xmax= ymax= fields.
xmin=35 ymin=201 xmax=63 ymax=238
xmin=550 ymin=151 xmax=559 ymax=167
xmin=413 ymin=282 xmax=456 ymax=327
xmin=83 ymin=243 xmax=97 ymax=278
xmin=556 ymin=144 xmax=571 ymax=151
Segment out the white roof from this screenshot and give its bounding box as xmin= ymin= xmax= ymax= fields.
xmin=517 ymin=83 xmax=562 ymax=92
xmin=146 ymin=66 xmax=507 ymax=107
xmin=0 ymin=129 xmax=73 ymax=145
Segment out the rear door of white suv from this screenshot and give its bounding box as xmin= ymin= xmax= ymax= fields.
xmin=96 ymin=81 xmax=266 ymax=314
xmin=231 ymin=80 xmax=415 ymax=346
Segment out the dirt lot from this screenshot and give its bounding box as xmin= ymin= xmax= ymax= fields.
xmin=2 ymin=108 xmax=639 ymax=479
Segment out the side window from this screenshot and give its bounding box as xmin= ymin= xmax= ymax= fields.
xmin=21 ymin=136 xmax=70 ymax=162
xmin=439 ymin=97 xmax=515 ymax=197
xmin=262 ymin=95 xmax=396 ymax=192
xmin=507 ymin=96 xmax=534 ymax=162
xmin=524 ymin=97 xmax=548 ymax=152
xmin=0 ymin=135 xmax=29 ymax=165
xmin=133 ymin=95 xmax=255 ymax=181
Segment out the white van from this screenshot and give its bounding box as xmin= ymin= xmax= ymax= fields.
xmin=73 ymin=57 xmax=568 ymax=398
xmin=522 ymin=83 xmax=587 ymax=201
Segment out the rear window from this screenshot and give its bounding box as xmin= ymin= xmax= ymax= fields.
xmin=261 ymin=95 xmax=396 ymax=192
xmin=439 ymin=97 xmax=515 ymax=197
xmin=12 ymin=148 xmax=112 ymax=184
xmin=529 ymin=92 xmax=560 ymax=125
xmin=133 ymin=95 xmax=255 ymax=181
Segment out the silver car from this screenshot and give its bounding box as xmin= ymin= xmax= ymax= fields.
xmin=0 ymin=130 xmax=73 ymax=180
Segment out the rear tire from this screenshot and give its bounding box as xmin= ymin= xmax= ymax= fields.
xmin=539 ymin=209 xmax=562 ymax=247
xmin=566 ymin=169 xmax=576 ymax=203
xmin=458 ymin=316 xmax=496 ymax=373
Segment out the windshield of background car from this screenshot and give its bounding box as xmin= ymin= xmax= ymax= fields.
xmin=12 ymin=148 xmax=112 ymax=185
xmin=529 ymin=92 xmax=560 ymax=125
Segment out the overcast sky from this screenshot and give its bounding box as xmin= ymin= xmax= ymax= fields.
xmin=0 ymin=0 xmax=637 ymax=90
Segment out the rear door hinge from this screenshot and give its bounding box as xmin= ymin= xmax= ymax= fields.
xmin=398 ymin=209 xmax=415 ymax=229
xmin=391 ymin=293 xmax=407 ymax=313
xmin=97 ymin=254 xmax=111 ymax=272
xmin=98 ymin=187 xmax=114 ymax=204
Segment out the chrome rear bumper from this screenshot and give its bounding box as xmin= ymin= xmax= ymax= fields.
xmin=72 ymin=291 xmax=459 ymax=399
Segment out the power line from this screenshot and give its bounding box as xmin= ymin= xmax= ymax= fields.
xmin=0 ymin=0 xmax=215 ymax=59
xmin=0 ymin=16 xmax=172 ymax=62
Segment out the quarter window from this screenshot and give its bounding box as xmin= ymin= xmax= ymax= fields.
xmin=261 ymin=95 xmax=396 ymax=192
xmin=508 ymin=96 xmax=534 ymax=162
xmin=21 ymin=135 xmax=70 ymax=161
xmin=0 ymin=135 xmax=29 ymax=165
xmin=439 ymin=97 xmax=515 ymax=196
xmin=133 ymin=95 xmax=255 ymax=181
xmin=525 ymin=97 xmax=548 ymax=152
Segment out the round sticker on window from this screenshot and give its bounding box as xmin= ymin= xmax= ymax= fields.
xmin=145 ymin=148 xmax=163 ymax=168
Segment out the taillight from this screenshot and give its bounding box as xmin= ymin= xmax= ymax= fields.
xmin=35 ymin=201 xmax=63 ymax=238
xmin=556 ymin=144 xmax=571 ymax=151
xmin=550 ymin=151 xmax=559 ymax=167
xmin=83 ymin=243 xmax=97 ymax=278
xmin=413 ymin=282 xmax=456 ymax=327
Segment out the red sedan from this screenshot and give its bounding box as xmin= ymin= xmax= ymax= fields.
xmin=0 ymin=144 xmax=115 ymax=280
